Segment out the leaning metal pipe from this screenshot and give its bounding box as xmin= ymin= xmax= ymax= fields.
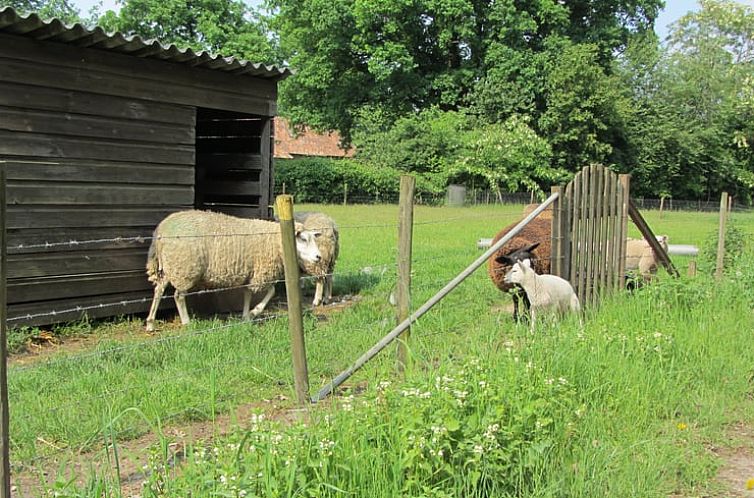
xmin=311 ymin=192 xmax=560 ymax=403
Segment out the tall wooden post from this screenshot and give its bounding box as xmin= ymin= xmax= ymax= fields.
xmin=0 ymin=164 xmax=9 ymax=498
xmin=715 ymin=192 xmax=729 ymax=280
xmin=550 ymin=186 xmax=563 ymax=278
xmin=275 ymin=195 xmax=309 ymax=405
xmin=396 ymin=176 xmax=415 ymax=374
xmin=618 ymin=174 xmax=631 ymax=290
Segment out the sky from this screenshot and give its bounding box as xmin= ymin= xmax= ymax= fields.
xmin=69 ymin=0 xmax=754 ymax=40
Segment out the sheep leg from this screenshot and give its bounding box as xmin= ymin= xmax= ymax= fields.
xmin=145 ymin=280 xmax=167 ymax=332
xmin=529 ymin=309 xmax=537 ymax=333
xmin=250 ymin=286 xmax=275 ymax=317
xmin=324 ymin=274 xmax=333 ymax=304
xmin=174 ymin=290 xmax=190 ymax=325
xmin=313 ymin=278 xmax=324 ymax=306
xmin=243 ymin=288 xmax=253 ymax=319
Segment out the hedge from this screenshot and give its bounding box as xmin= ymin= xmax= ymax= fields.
xmin=273 ymin=157 xmax=443 ymax=204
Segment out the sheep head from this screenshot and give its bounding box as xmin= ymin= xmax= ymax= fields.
xmin=294 ymin=222 xmax=323 ymax=264
xmin=495 ymin=242 xmax=540 ymax=266
xmin=503 ymin=258 xmax=534 ymax=285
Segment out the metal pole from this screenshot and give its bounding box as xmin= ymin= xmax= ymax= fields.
xmin=311 ymin=192 xmax=560 ymax=403
xmin=275 ymin=195 xmax=310 ymax=405
xmin=396 ymin=175 xmax=415 ymax=374
xmin=0 ymin=163 xmax=9 ymax=498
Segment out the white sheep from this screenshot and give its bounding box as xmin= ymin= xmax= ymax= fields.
xmin=144 ymin=210 xmax=322 ymax=332
xmin=625 ymin=235 xmax=669 ymax=280
xmin=293 ymin=212 xmax=340 ymax=306
xmin=503 ymin=258 xmax=581 ymax=331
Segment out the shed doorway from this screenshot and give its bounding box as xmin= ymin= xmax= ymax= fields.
xmin=195 ymin=108 xmax=273 ymax=219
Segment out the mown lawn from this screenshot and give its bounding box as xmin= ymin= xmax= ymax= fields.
xmin=7 ymin=203 xmax=754 ymax=497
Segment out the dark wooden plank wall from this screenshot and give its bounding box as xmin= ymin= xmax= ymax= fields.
xmin=0 ymin=34 xmax=277 ymax=326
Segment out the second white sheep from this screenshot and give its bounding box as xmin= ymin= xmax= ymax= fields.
xmin=293 ymin=212 xmax=340 ymax=306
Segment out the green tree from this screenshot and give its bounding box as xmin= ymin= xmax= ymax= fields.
xmin=2 ymin=0 xmax=79 ymax=23
xmin=538 ymin=39 xmax=632 ymax=171
xmin=96 ymin=0 xmax=279 ymax=64
xmin=450 ymin=116 xmax=564 ymax=199
xmin=620 ymin=0 xmax=754 ymax=201
xmin=269 ymin=0 xmax=662 ymax=141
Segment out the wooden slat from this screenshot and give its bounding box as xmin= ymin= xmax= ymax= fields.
xmin=593 ymin=166 xmax=605 ymax=306
xmin=606 ymin=173 xmax=618 ymax=292
xmin=196 ymin=118 xmax=265 ymax=137
xmin=0 ymin=106 xmax=195 ymax=145
xmin=202 ymin=180 xmax=261 ymax=197
xmin=0 ymin=56 xmax=274 ymax=117
xmin=4 ymin=159 xmax=194 ymax=185
xmin=196 ymin=137 xmax=261 ymax=154
xmin=7 ymin=226 xmax=153 ymax=255
xmin=0 ymin=34 xmax=277 ymax=103
xmin=599 ymin=170 xmax=611 ymax=294
xmin=196 ymin=153 xmax=263 ymax=171
xmin=6 ymin=206 xmax=184 ymax=230
xmin=7 ymin=247 xmax=147 ymax=279
xmin=562 ymin=182 xmax=573 ymax=282
xmin=8 ymin=290 xmax=154 ymax=328
xmin=8 ymin=271 xmax=150 ymax=304
xmin=0 ymin=130 xmax=195 ymax=165
xmin=618 ymin=175 xmax=631 ymax=288
xmin=577 ymin=167 xmax=589 ymax=305
xmin=7 ymin=181 xmax=193 ymax=206
xmin=0 ymin=81 xmax=195 ymax=125
xmin=208 ymin=206 xmax=264 ymax=219
xmin=569 ymin=172 xmax=582 ymax=296
xmin=258 ymin=119 xmax=272 ymax=216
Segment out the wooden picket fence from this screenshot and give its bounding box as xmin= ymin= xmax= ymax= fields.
xmin=550 ymin=164 xmax=631 ymax=307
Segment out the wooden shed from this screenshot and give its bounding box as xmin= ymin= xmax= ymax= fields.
xmin=0 ymin=7 xmax=291 ymax=326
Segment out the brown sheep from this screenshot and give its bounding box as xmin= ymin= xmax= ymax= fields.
xmin=488 ymin=217 xmax=552 ymax=321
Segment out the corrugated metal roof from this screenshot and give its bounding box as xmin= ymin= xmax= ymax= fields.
xmin=0 ymin=6 xmax=292 ymax=81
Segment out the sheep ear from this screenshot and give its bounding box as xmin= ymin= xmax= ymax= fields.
xmin=524 ymin=242 xmax=540 ymax=253
xmin=522 ymin=258 xmax=532 ymax=268
xmin=496 ymin=254 xmax=513 ymax=265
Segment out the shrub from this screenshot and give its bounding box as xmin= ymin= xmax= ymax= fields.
xmin=274 ymin=157 xmax=443 ymax=203
xmin=697 ymin=223 xmax=748 ymax=275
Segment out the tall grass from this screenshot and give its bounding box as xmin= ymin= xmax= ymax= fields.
xmin=7 ymin=204 xmax=753 ymax=497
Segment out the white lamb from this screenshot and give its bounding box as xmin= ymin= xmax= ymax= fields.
xmin=145 ymin=210 xmax=322 ymax=332
xmin=503 ymin=258 xmax=581 ymax=331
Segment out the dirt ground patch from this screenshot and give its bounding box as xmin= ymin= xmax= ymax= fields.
xmin=708 ymin=423 xmax=754 ymax=498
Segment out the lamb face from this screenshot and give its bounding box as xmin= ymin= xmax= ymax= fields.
xmin=503 ymin=259 xmax=533 ymax=285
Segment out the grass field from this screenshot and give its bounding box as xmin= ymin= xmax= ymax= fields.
xmin=7 ymin=203 xmax=754 ymax=497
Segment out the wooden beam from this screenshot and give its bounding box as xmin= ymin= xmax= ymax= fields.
xmin=627 ymin=199 xmax=680 ymax=278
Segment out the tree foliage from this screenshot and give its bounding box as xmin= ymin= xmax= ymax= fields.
xmin=95 ymin=0 xmax=279 ymax=64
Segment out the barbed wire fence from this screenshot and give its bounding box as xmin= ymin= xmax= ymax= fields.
xmin=2 ymin=182 xmax=540 ymax=493
xmin=0 ymin=175 xmax=740 ymax=493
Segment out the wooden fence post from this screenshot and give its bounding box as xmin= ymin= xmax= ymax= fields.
xmin=275 ymin=195 xmax=310 ymax=405
xmin=0 ymin=164 xmax=9 ymax=498
xmin=396 ymin=175 xmax=415 ymax=374
xmin=715 ymin=192 xmax=729 ymax=280
xmin=687 ymin=260 xmax=697 ymax=277
xmin=550 ymin=186 xmax=563 ymax=278
xmin=343 ymin=183 xmax=348 ymax=206
xmin=618 ymin=174 xmax=631 ymax=290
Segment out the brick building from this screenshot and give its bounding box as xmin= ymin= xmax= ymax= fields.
xmin=274 ymin=118 xmax=354 ymax=159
